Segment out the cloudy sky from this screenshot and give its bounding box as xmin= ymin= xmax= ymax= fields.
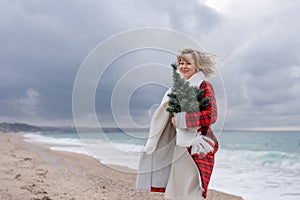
xmin=1 ymin=0 xmax=300 ymax=130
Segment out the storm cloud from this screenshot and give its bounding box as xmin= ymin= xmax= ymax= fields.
xmin=1 ymin=0 xmax=299 ymax=130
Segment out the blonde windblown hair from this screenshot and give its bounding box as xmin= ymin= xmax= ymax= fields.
xmin=177 ymin=48 xmax=216 ymax=78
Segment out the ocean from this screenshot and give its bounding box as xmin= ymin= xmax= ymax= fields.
xmin=24 ymin=130 xmax=300 ymax=200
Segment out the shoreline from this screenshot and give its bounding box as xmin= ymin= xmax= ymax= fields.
xmin=0 ymin=132 xmax=243 ymax=199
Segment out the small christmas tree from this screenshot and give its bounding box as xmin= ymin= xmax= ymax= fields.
xmin=166 ymin=63 xmax=209 ymax=116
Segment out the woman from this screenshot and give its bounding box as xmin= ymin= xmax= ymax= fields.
xmin=137 ymin=48 xmax=218 ymax=200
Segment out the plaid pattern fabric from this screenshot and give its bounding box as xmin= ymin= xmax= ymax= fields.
xmin=150 ymin=187 xmax=166 ymax=193
xmin=185 ymin=81 xmax=218 ymax=129
xmin=189 ymin=143 xmax=219 ymax=199
xmin=186 ymin=81 xmax=218 ymax=198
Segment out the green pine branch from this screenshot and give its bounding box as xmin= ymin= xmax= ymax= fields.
xmin=166 ymin=63 xmax=210 ymax=116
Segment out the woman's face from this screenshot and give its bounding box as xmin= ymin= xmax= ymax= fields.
xmin=178 ymin=57 xmax=197 ymax=80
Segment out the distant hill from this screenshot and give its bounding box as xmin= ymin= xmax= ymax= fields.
xmin=0 ymin=122 xmax=76 ymax=133
xmin=0 ymin=122 xmax=149 ymax=133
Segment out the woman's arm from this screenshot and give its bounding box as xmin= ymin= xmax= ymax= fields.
xmin=175 ymin=81 xmax=218 ymax=128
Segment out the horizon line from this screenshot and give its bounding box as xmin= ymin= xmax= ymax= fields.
xmin=1 ymin=121 xmax=300 ymax=132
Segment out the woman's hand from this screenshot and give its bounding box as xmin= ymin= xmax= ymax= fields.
xmin=171 ymin=116 xmax=176 ymax=128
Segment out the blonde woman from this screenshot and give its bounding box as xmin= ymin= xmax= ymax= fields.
xmin=137 ymin=48 xmax=218 ymax=200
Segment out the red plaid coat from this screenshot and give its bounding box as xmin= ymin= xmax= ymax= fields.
xmin=186 ymin=81 xmax=218 ymax=142
xmin=186 ymin=81 xmax=218 ymax=198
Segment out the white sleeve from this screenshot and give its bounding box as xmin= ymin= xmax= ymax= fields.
xmin=175 ymin=112 xmax=187 ymax=129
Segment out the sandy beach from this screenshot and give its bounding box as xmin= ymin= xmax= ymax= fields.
xmin=0 ymin=133 xmax=243 ymax=200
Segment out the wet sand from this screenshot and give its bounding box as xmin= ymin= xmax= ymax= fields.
xmin=0 ymin=133 xmax=243 ymax=200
